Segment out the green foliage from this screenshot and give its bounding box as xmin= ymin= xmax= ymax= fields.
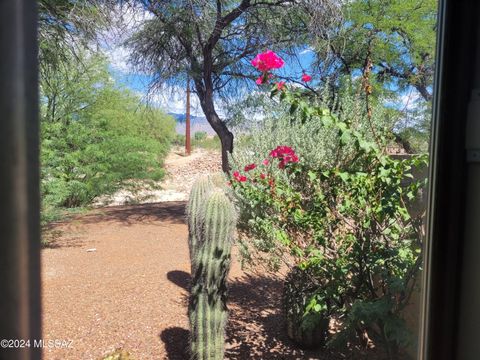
xmin=308 ymin=0 xmax=437 ymax=152
xmin=232 ymin=81 xmax=398 ymax=173
xmin=284 ymin=266 xmax=329 ymax=349
xmin=188 ymin=188 xmax=237 ymax=360
xmin=40 ymin=52 xmax=175 ymax=221
xmin=193 ymin=135 xmax=221 ymax=151
xmin=174 ymin=134 xmax=186 ymax=146
xmin=230 ymin=84 xmax=427 ymax=357
xmin=318 ymin=0 xmax=437 ymax=100
xmin=194 ymin=131 xmax=208 ymax=141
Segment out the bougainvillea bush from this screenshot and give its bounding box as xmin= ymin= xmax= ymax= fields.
xmin=230 ymin=50 xmax=428 ymax=357
xmin=230 ymin=78 xmax=401 ymax=175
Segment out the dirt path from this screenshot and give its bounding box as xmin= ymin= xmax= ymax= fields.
xmin=42 ymin=202 xmax=330 ymax=360
xmin=94 ymin=147 xmax=222 ymax=206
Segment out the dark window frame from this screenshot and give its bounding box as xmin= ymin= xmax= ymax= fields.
xmin=0 ymin=0 xmax=478 ymax=359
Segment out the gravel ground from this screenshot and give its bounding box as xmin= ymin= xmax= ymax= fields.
xmin=41 ymin=202 xmax=333 ymax=360
xmin=94 ymin=148 xmax=222 ymax=206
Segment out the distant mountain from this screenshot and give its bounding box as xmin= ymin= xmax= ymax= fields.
xmin=169 ymin=112 xmax=216 ymax=135
xmin=168 ymin=112 xmax=207 ymax=123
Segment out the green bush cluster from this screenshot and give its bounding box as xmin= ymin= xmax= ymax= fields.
xmin=174 ymin=133 xmax=186 ymax=146
xmin=40 ymin=52 xmax=175 ymax=222
xmin=194 ymin=131 xmax=208 ymax=141
xmin=230 ymin=84 xmax=427 ymax=357
xmin=231 ymin=82 xmax=399 ymax=172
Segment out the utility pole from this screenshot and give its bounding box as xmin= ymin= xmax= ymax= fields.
xmin=185 ymin=76 xmax=191 ymax=156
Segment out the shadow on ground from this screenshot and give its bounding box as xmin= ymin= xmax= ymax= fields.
xmin=164 ymin=270 xmax=389 ymax=359
xmin=42 ymin=202 xmax=187 ymax=249
xmin=167 ymin=270 xmax=190 ymax=291
xmin=164 ymin=270 xmax=331 ymax=359
xmin=160 ymin=327 xmax=190 ymax=360
xmin=79 ymin=201 xmax=187 ymax=226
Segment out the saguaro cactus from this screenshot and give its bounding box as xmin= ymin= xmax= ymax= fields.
xmin=188 ymin=189 xmax=236 ymax=360
xmin=187 ymin=176 xmax=215 ymax=274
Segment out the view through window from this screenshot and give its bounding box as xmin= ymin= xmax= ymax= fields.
xmin=38 ymin=0 xmax=438 ymax=359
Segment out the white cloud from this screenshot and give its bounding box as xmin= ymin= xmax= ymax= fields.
xmin=299 ymin=46 xmax=315 ymax=55
xmin=101 ymin=3 xmax=153 ymax=75
xmin=105 ymin=45 xmax=131 ymax=73
xmin=398 ymin=90 xmax=422 ymax=111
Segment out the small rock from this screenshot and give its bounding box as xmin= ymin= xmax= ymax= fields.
xmin=86 ymin=248 xmax=97 ymax=252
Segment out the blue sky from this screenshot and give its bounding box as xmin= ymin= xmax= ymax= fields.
xmin=106 ymin=43 xmax=318 ymax=117
xmin=102 ymin=5 xmax=320 ymax=117
xmin=103 ymin=7 xmax=421 ymax=120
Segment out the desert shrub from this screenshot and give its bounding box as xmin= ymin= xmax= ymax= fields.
xmin=192 ymin=134 xmax=221 ymax=150
xmin=40 ymin=52 xmax=175 ymax=219
xmin=230 ymin=58 xmax=427 ymax=357
xmin=194 ymin=131 xmax=208 ymax=141
xmin=174 ymin=133 xmax=186 ymax=146
xmin=41 ymin=93 xmax=174 ymax=209
xmin=231 ymin=83 xmax=399 ymax=172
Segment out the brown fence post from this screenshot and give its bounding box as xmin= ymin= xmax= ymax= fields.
xmin=0 ymin=0 xmax=42 ymax=359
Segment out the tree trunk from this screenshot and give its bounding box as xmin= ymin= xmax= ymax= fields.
xmin=205 ymin=109 xmax=234 ymax=173
xmin=194 ymin=79 xmax=234 ymax=173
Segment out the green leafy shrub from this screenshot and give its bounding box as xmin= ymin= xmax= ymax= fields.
xmin=40 ymin=52 xmax=175 ymax=221
xmin=231 ymin=82 xmax=399 ymax=172
xmin=230 ymin=82 xmax=427 ymax=357
xmin=174 ymin=133 xmax=186 ymax=146
xmin=284 ymin=266 xmax=329 ymax=349
xmin=192 ymin=135 xmax=221 ymax=150
xmin=194 ymin=131 xmax=208 ymax=141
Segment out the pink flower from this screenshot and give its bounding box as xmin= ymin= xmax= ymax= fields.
xmin=256 ymin=74 xmax=273 ymax=85
xmin=268 ymin=145 xmax=299 ymax=169
xmin=269 ymin=145 xmax=295 ymax=158
xmin=268 ymin=178 xmax=275 ymax=188
xmin=260 ymin=173 xmax=266 ymax=179
xmin=262 ymin=159 xmax=269 ymax=166
xmin=251 ymin=50 xmax=285 ymax=72
xmin=276 ymin=81 xmax=286 ymax=91
xmin=301 ymin=73 xmax=312 ymax=82
xmin=233 ymin=171 xmax=247 ymax=182
xmin=244 ymin=163 xmax=257 ymax=172
xmin=269 ymin=149 xmax=279 ymax=158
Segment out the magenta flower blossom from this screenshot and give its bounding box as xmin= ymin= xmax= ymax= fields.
xmin=251 ymin=50 xmax=285 ymax=72
xmin=276 ymin=81 xmax=286 ymax=91
xmin=233 ymin=171 xmax=247 ymax=182
xmin=301 ymin=73 xmax=312 ymax=82
xmin=244 ymin=163 xmax=257 ymax=172
xmin=269 ymin=145 xmax=299 ymax=169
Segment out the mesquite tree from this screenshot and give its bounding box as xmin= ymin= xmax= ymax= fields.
xmin=126 ymin=0 xmax=338 ymax=171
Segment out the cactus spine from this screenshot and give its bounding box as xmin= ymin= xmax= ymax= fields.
xmin=188 ymin=189 xmax=236 ymax=360
xmin=187 ymin=176 xmax=215 ymax=274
